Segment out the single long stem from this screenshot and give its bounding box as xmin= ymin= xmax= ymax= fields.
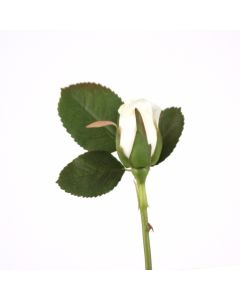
xmin=135 ymin=180 xmax=152 ymax=270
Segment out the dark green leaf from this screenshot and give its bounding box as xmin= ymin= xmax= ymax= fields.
xmin=57 ymin=151 xmax=125 ymax=197
xmin=58 ymin=83 xmax=123 ymax=152
xmin=157 ymin=107 xmax=184 ymax=164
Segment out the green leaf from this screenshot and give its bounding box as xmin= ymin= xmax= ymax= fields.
xmin=57 ymin=151 xmax=125 ymax=197
xmin=157 ymin=107 xmax=184 ymax=164
xmin=58 ymin=83 xmax=123 ymax=152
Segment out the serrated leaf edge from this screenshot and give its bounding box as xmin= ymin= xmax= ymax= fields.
xmin=58 ymin=82 xmax=123 ymax=152
xmin=157 ymin=106 xmax=185 ymax=164
xmin=56 ymin=151 xmax=125 ymax=198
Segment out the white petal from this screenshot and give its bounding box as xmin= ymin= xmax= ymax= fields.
xmin=152 ymin=104 xmax=161 ymax=127
xmin=118 ymin=104 xmax=136 ymax=158
xmin=136 ymin=101 xmax=157 ymax=155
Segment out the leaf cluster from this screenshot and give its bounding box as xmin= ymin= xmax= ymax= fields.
xmin=57 ymin=83 xmax=184 ymax=197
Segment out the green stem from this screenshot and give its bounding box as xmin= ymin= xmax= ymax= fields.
xmin=134 ymin=175 xmax=152 ymax=270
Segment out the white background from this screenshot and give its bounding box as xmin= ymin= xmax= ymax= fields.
xmin=1 ymin=30 xmax=240 ymax=297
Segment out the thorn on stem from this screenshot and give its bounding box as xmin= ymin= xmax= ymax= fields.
xmin=147 ymin=223 xmax=154 ymax=232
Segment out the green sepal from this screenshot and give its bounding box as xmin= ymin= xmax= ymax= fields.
xmin=57 ymin=151 xmax=125 ymax=198
xmin=129 ymin=109 xmax=151 ymax=169
xmin=116 ymin=127 xmax=131 ymax=168
xmin=151 ymin=127 xmax=163 ymax=166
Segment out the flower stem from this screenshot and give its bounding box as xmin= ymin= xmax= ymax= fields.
xmin=134 ymin=173 xmax=152 ymax=270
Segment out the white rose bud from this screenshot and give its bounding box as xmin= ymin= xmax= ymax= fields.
xmin=116 ymin=99 xmax=162 ymax=169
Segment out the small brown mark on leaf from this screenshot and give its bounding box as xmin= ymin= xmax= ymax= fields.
xmin=86 ymin=120 xmax=117 ymax=128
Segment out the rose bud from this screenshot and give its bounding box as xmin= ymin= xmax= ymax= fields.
xmin=116 ymin=99 xmax=162 ymax=170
